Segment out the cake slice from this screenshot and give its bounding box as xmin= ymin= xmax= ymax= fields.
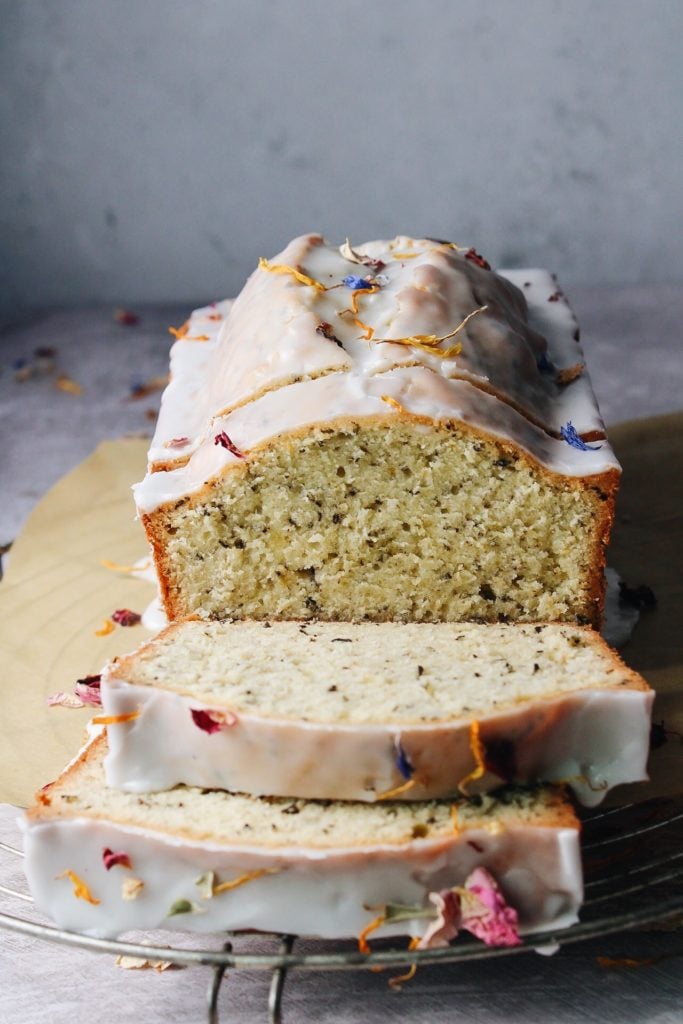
xmin=135 ymin=236 xmax=620 ymax=627
xmin=101 ymin=620 xmax=652 ymax=807
xmin=24 ymin=735 xmax=582 ymax=943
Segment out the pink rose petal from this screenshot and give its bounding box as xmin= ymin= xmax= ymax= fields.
xmin=47 ymin=692 xmax=85 ymax=709
xmin=418 ymin=890 xmax=461 ymax=949
xmin=460 ymin=867 xmax=521 ymax=947
xmin=74 ymin=674 xmax=102 ymax=707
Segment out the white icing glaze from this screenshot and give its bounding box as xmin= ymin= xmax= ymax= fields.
xmin=145 ymin=237 xmax=608 ymax=478
xmin=148 ymin=299 xmax=233 ymax=465
xmin=134 ymin=365 xmax=620 ymax=514
xmin=23 ymin=814 xmax=581 ymax=942
xmin=101 ymin=676 xmax=651 ymax=808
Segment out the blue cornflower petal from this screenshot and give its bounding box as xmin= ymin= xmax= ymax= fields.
xmin=394 ymin=736 xmax=414 ymax=780
xmin=537 ymin=351 xmax=554 ymax=374
xmin=342 ymin=275 xmax=373 ymax=290
xmin=560 ymin=422 xmax=602 ymax=451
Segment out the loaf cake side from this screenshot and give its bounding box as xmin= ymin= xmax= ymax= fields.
xmin=101 ymin=620 xmax=652 ymax=805
xmin=24 ymin=736 xmax=582 ymax=942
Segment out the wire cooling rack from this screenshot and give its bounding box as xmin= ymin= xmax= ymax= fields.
xmin=2 ymin=795 xmax=683 ymax=1023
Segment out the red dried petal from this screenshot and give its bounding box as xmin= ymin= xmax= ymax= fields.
xmin=115 ymin=309 xmax=139 ymax=326
xmin=214 ymin=431 xmax=245 ymax=459
xmin=164 ymin=436 xmax=191 ymax=449
xmin=111 ymin=609 xmax=142 ymax=627
xmin=464 ymin=248 xmax=491 ymax=271
xmin=102 ymin=847 xmax=132 ymax=870
xmin=190 ymin=708 xmax=238 ymax=734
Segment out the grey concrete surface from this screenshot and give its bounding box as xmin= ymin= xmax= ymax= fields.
xmin=2 ymin=0 xmax=683 ymax=317
xmin=1 ymin=282 xmax=681 ymax=543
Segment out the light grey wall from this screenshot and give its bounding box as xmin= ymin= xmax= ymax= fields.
xmin=1 ymin=0 xmax=681 ymax=315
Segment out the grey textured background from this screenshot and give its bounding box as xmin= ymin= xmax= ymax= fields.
xmin=1 ymin=0 xmax=682 ymax=318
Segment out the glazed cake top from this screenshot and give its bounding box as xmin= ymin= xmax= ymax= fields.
xmin=136 ymin=235 xmax=620 ymax=511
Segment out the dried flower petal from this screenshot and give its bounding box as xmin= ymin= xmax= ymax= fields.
xmin=342 ymin=274 xmax=373 ymax=291
xmin=358 ymin=913 xmax=386 ymax=953
xmin=56 ymin=869 xmax=100 ymax=905
xmin=111 ymin=608 xmax=142 ymax=627
xmin=214 ymin=430 xmax=246 ymax=459
xmin=380 ymin=395 xmax=410 ymax=414
xmin=212 ymin=868 xmax=278 ymax=895
xmin=163 ymin=436 xmax=191 ymax=449
xmin=349 ymin=286 xmax=379 ymax=314
xmin=353 ymin=317 xmax=374 ymax=340
xmin=195 ymin=871 xmax=215 ymax=900
xmin=560 ymin=422 xmax=602 ymax=451
xmin=34 ymin=346 xmax=57 ymax=373
xmin=47 ymin=692 xmax=86 ymax=709
xmin=548 ymin=290 xmax=563 ymax=302
xmin=114 ymin=309 xmax=139 ymax=326
xmin=394 ymin=736 xmax=414 ymax=780
xmin=55 ymin=375 xmax=83 ymax=396
xmin=459 ymin=867 xmax=521 ymax=947
xmin=115 ymin=955 xmax=175 ymax=971
xmin=258 ymin=258 xmax=326 ymax=291
xmin=375 ymin=777 xmax=416 ymax=800
xmin=418 ymin=889 xmax=461 ymax=949
xmin=556 ymin=363 xmax=584 ymax=386
xmin=168 ymin=322 xmax=189 ymax=340
xmin=536 ymin=351 xmax=554 ymax=374
xmin=14 ymin=360 xmax=34 ymax=382
xmin=458 ymin=720 xmax=487 ymax=795
xmin=316 ymin=322 xmax=344 ymax=349
xmin=121 ymin=877 xmax=145 ymax=901
xmin=388 ymin=955 xmax=419 ymax=990
xmin=190 ymin=708 xmax=239 ymax=734
xmin=375 ymin=305 xmax=487 ymax=357
xmin=339 ymin=239 xmax=385 ymax=271
xmin=129 ymin=375 xmax=168 ymax=400
xmin=464 ymin=248 xmax=491 ymax=271
xmin=101 ymin=557 xmax=152 ymax=574
xmin=74 ymin=674 xmax=102 ymax=706
xmin=103 ymin=847 xmax=132 ymax=871
xmin=91 ymin=710 xmax=141 ymax=725
xmin=167 ymin=898 xmax=204 ymax=917
xmin=95 ymin=619 xmax=115 ymax=637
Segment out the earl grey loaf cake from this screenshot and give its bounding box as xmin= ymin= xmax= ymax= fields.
xmin=134 ymin=235 xmax=621 ymax=626
xmin=24 ymin=735 xmax=582 ymax=942
xmin=101 ymin=619 xmax=652 ymax=806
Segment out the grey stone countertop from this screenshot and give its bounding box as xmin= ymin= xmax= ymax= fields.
xmin=0 ymin=286 xmax=682 ymax=1023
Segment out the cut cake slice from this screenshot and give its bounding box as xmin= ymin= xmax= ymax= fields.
xmin=101 ymin=620 xmax=652 ymax=807
xmin=24 ymin=735 xmax=582 ymax=943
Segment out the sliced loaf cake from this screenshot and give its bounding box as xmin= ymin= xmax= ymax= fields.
xmin=24 ymin=735 xmax=582 ymax=943
xmin=101 ymin=620 xmax=652 ymax=806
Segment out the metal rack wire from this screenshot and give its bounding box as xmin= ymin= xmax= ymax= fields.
xmin=2 ymin=795 xmax=683 ymax=1023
